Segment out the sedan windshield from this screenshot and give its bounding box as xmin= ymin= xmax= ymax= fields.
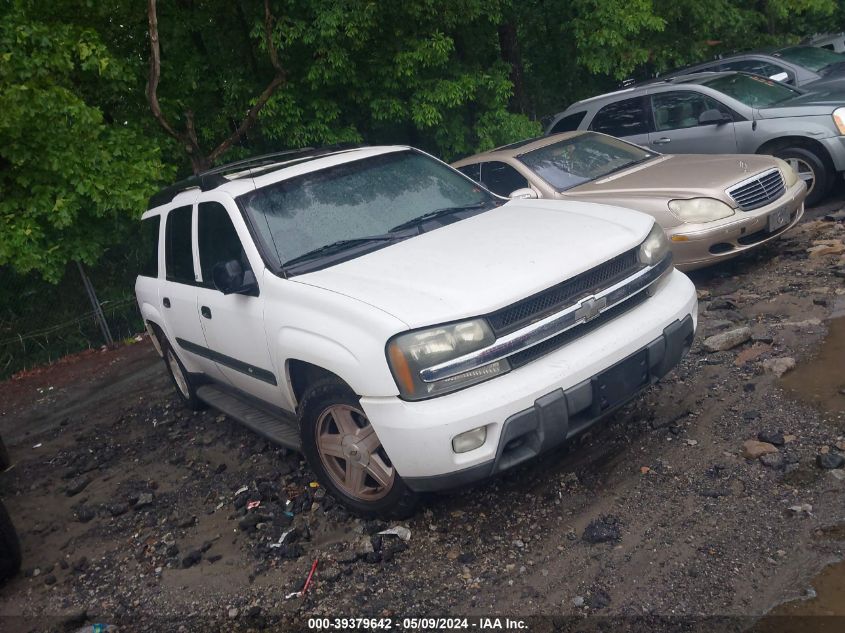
xmin=238 ymin=150 xmax=494 ymax=273
xmin=775 ymin=46 xmax=845 ymax=73
xmin=517 ymin=132 xmax=656 ymax=191
xmin=702 ymin=73 xmax=800 ymax=107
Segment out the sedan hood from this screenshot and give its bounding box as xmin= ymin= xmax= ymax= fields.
xmin=294 ymin=200 xmax=652 ymax=329
xmin=567 ymin=154 xmax=780 ymax=202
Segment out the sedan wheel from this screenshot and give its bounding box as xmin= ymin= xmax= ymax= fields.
xmin=784 ymin=157 xmax=815 ymax=196
xmin=315 ymin=404 xmax=395 ymax=501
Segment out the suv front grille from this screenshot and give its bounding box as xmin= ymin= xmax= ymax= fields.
xmin=486 ymin=248 xmax=641 ymax=336
xmin=727 ymin=169 xmax=785 ymax=211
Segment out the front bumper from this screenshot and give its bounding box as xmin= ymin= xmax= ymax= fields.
xmin=667 ymin=180 xmax=806 ymax=271
xmin=361 ymin=269 xmax=697 ymax=489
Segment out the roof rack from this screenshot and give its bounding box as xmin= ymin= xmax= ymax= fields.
xmin=147 ymin=143 xmax=363 ymax=209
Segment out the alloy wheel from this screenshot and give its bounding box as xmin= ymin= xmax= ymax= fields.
xmin=315 ymin=404 xmax=395 ymax=501
xmin=785 ymin=157 xmax=815 ymax=196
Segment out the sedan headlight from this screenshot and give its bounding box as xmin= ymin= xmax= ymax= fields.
xmin=638 ymin=223 xmax=671 ymax=266
xmin=776 ymin=158 xmax=799 ymax=187
xmin=833 ymin=107 xmax=845 ymax=135
xmin=668 ymin=198 xmax=735 ymax=223
xmin=386 ymin=319 xmax=508 ymax=400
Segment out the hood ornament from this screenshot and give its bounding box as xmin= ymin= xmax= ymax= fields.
xmin=738 ymin=160 xmax=749 ymax=173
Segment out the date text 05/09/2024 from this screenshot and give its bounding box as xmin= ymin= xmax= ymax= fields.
xmin=307 ymin=617 xmax=529 ymax=630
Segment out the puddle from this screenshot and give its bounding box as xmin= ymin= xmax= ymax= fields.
xmin=753 ymin=559 xmax=845 ymax=632
xmin=780 ymin=317 xmax=845 ymax=415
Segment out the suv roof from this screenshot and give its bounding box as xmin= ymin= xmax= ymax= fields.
xmin=147 ymin=144 xmax=364 ymax=209
xmin=568 ymin=71 xmax=730 ymax=107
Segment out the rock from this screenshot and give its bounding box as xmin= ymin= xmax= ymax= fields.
xmin=572 ymin=596 xmax=585 ymax=607
xmin=735 ymin=344 xmax=771 ymax=366
xmin=757 ymin=430 xmax=785 ymax=446
xmin=816 ymin=453 xmax=845 ymax=470
xmin=228 ymin=607 xmax=239 ymax=619
xmin=824 ymin=209 xmax=845 ymax=222
xmin=135 ymin=493 xmax=154 ymax=509
xmin=582 ymin=516 xmax=621 ymax=544
xmin=107 ymin=503 xmax=128 ymax=517
xmin=762 ymin=357 xmax=796 ymax=377
xmin=759 ymin=453 xmax=784 ymax=469
xmin=65 ymin=476 xmax=92 ymax=497
xmin=238 ymin=513 xmax=271 ymax=533
xmin=75 ymin=506 xmax=95 ymax=523
xmin=788 ymin=503 xmax=812 ymax=515
xmin=44 ymin=574 xmax=57 ymax=586
xmin=742 ymin=440 xmax=778 ymax=459
xmin=586 ymin=589 xmax=611 ymax=610
xmin=743 ymin=410 xmax=761 ymax=421
xmin=702 ymin=327 xmax=751 ymax=353
xmin=808 ymin=242 xmax=845 ymax=257
xmin=181 ymin=550 xmax=202 ymax=568
xmin=829 ymin=469 xmax=845 ymax=482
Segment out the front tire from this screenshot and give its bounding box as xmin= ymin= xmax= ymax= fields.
xmin=161 ymin=340 xmax=204 ymax=411
xmin=774 ymin=146 xmax=833 ymax=206
xmin=299 ymin=378 xmax=417 ymax=518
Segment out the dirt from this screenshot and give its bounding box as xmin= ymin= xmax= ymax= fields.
xmin=1 ymin=212 xmax=845 ymax=632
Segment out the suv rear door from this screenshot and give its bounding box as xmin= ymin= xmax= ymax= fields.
xmin=647 ymin=88 xmax=739 ymax=154
xmin=587 ymin=95 xmax=652 ymax=147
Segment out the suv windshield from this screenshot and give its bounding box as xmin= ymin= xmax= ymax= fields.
xmin=701 ymin=73 xmax=800 ymax=107
xmin=238 ymin=150 xmax=495 ymax=273
xmin=518 ymin=132 xmax=656 ymax=191
xmin=776 ymin=46 xmax=845 ymax=72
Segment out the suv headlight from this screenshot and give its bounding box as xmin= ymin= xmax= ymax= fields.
xmin=833 ymin=107 xmax=845 ymax=135
xmin=386 ymin=319 xmax=508 ymax=400
xmin=668 ymin=198 xmax=734 ymax=223
xmin=638 ymin=223 xmax=671 ymax=266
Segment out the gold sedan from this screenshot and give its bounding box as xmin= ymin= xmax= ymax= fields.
xmin=452 ymin=131 xmax=807 ymax=270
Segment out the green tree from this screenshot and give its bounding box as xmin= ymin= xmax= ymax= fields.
xmin=0 ymin=2 xmax=170 ymax=282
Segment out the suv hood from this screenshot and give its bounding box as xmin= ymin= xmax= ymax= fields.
xmin=758 ymin=90 xmax=845 ymax=118
xmin=294 ymin=200 xmax=652 ymax=329
xmin=567 ymin=154 xmax=779 ymax=202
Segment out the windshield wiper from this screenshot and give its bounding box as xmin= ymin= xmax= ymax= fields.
xmin=281 ymin=233 xmax=409 ymax=269
xmin=389 ymin=201 xmax=491 ymax=233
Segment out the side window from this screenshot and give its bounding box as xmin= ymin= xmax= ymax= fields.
xmin=480 ymin=161 xmax=529 ymax=197
xmin=549 ymin=111 xmax=587 ymax=134
xmin=589 ymin=97 xmax=650 ymax=137
xmin=456 ymin=163 xmax=481 ymax=183
xmin=651 ymin=91 xmax=729 ymax=131
xmin=197 ymin=201 xmax=251 ymax=286
xmin=165 ymin=205 xmax=195 ymax=284
xmin=139 ymin=215 xmax=160 ymax=278
xmin=721 ymin=59 xmax=790 ymax=81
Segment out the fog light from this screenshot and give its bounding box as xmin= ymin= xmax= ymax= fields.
xmin=452 ymin=426 xmax=487 ymax=453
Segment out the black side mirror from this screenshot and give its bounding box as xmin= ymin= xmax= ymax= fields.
xmin=698 ymin=109 xmax=731 ymax=125
xmin=212 ymin=260 xmax=258 ymax=295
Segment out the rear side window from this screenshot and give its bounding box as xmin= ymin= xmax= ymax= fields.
xmin=549 ymin=111 xmax=587 ymax=134
xmin=457 ymin=163 xmax=482 ymax=182
xmin=165 ymin=205 xmax=194 ymax=284
xmin=139 ymin=215 xmax=160 ymax=278
xmin=720 ymin=59 xmax=789 ymax=80
xmin=589 ymin=97 xmax=650 ymax=137
xmin=481 ymin=161 xmax=529 ymax=197
xmin=197 ymin=202 xmax=251 ymax=286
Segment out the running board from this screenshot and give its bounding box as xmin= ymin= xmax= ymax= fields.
xmin=196 ymin=385 xmax=302 ymax=451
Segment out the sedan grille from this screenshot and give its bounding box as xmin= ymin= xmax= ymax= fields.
xmin=486 ymin=248 xmax=641 ymax=336
xmin=726 ymin=169 xmax=785 ymax=211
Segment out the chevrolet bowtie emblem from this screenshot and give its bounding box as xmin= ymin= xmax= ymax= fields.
xmin=575 ymin=296 xmax=607 ymax=322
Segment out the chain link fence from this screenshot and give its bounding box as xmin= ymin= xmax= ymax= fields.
xmin=0 ymin=296 xmax=143 ymax=379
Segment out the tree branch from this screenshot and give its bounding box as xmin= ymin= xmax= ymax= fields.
xmin=145 ymin=0 xmax=182 ymax=142
xmin=207 ymin=0 xmax=286 ymax=164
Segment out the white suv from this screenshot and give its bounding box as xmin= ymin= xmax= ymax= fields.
xmin=135 ymin=146 xmax=698 ymax=516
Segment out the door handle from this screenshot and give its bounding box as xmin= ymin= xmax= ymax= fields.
xmin=162 ymin=297 xmax=171 ymax=308
xmin=652 ymin=137 xmax=672 ymax=145
xmin=201 ymin=306 xmax=212 ymax=319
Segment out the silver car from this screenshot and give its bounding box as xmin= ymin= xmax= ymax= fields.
xmin=546 ymin=72 xmax=845 ymax=205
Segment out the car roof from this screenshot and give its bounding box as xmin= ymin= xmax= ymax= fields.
xmin=565 ymin=71 xmax=732 ymax=108
xmin=453 ymin=132 xmax=584 ymax=165
xmin=146 ymin=145 xmax=406 ymax=211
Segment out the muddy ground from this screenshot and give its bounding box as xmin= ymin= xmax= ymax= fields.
xmin=0 ymin=204 xmax=844 ymax=633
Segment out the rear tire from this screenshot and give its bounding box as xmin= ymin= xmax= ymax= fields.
xmin=299 ymin=378 xmax=418 ymax=518
xmin=0 ymin=500 xmax=21 ymax=583
xmin=773 ymin=146 xmax=833 ymax=206
xmin=161 ymin=340 xmax=204 ymax=411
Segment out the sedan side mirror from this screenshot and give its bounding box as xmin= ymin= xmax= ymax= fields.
xmin=698 ymin=109 xmax=731 ymax=125
xmin=509 ymin=187 xmax=539 ymax=200
xmin=212 ymin=260 xmax=258 ymax=295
